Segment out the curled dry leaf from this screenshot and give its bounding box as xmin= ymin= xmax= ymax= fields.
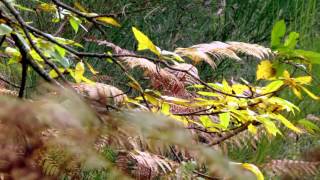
xmin=72 ymin=82 xmax=127 ymax=108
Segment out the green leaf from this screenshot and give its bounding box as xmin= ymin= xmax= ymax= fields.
xmin=271 ymin=20 xmax=286 ymax=48
xmin=284 ymin=32 xmax=299 ymax=49
xmin=0 ymin=24 xmax=12 ymax=35
xmin=293 ymin=49 xmax=320 ymax=64
xmin=55 ymin=45 xmax=66 ymax=57
xmin=132 ymin=27 xmax=160 ymax=56
xmin=69 ymin=16 xmax=81 ymax=33
xmin=96 ymin=17 xmax=121 ymax=27
xmin=262 ymin=80 xmax=284 ymax=93
xmin=219 ymin=112 xmax=230 ymax=129
xmin=49 ymin=50 xmax=70 ymax=68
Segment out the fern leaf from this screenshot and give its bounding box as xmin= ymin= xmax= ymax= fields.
xmin=88 ymin=40 xmax=188 ymax=96
xmin=227 ymin=41 xmax=273 ymax=60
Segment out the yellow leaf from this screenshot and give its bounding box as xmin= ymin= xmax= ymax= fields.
xmin=269 ymin=114 xmax=302 ymax=133
xmin=219 ymin=112 xmax=230 ymax=129
xmin=197 ymin=91 xmax=220 ymax=97
xmin=292 ymin=87 xmax=302 ymax=99
xmin=49 ymin=68 xmax=65 ymax=79
xmin=132 ymin=27 xmax=160 ymax=56
xmin=256 ymin=60 xmax=275 ymax=80
xmin=37 ymin=3 xmax=56 ymax=12
xmin=96 ymin=17 xmax=121 ymax=27
xmin=161 ymin=103 xmax=170 ymax=115
xmin=242 ymin=163 xmax=264 ymax=180
xmin=199 ymin=116 xmax=221 ymax=131
xmin=145 ymin=94 xmax=159 ymax=106
xmin=248 ymin=124 xmax=257 ymax=134
xmin=300 ymin=86 xmax=319 ymax=100
xmin=29 ymin=49 xmax=43 ymax=62
xmin=128 ymin=80 xmax=143 ymax=91
xmin=222 ymin=79 xmax=232 ymax=93
xmin=232 ymin=84 xmax=249 ymax=95
xmin=267 ymin=97 xmax=300 ymax=113
xmin=85 ymin=62 xmax=99 ymax=75
xmin=262 ymin=80 xmax=284 ymax=93
xmin=295 ymin=76 xmax=312 ymax=85
xmin=74 ymin=61 xmax=85 ymax=83
xmin=283 ymin=70 xmax=290 ymax=79
xmin=74 ymin=1 xmax=88 ymax=13
xmin=257 ymin=117 xmax=282 ymax=136
xmin=81 ymin=76 xmax=95 ymax=84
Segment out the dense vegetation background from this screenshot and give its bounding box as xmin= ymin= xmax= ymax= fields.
xmin=0 ymin=0 xmax=320 ymax=179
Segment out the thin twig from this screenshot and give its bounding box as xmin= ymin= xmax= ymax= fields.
xmin=53 ymin=18 xmax=68 ymax=36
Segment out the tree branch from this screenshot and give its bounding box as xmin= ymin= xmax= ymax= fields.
xmin=17 ymin=43 xmax=28 ymax=98
xmin=208 ymin=122 xmax=251 ymax=146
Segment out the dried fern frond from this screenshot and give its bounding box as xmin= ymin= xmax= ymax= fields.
xmin=175 ymin=41 xmax=272 ymax=69
xmin=227 ymin=41 xmax=273 ymax=60
xmin=88 ymin=40 xmax=187 ymax=96
xmin=175 ymin=41 xmax=240 ymax=69
xmin=116 ymin=150 xmax=177 ymax=180
xmin=262 ymin=159 xmax=320 ymax=178
xmin=72 ymin=82 xmax=127 ymax=109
